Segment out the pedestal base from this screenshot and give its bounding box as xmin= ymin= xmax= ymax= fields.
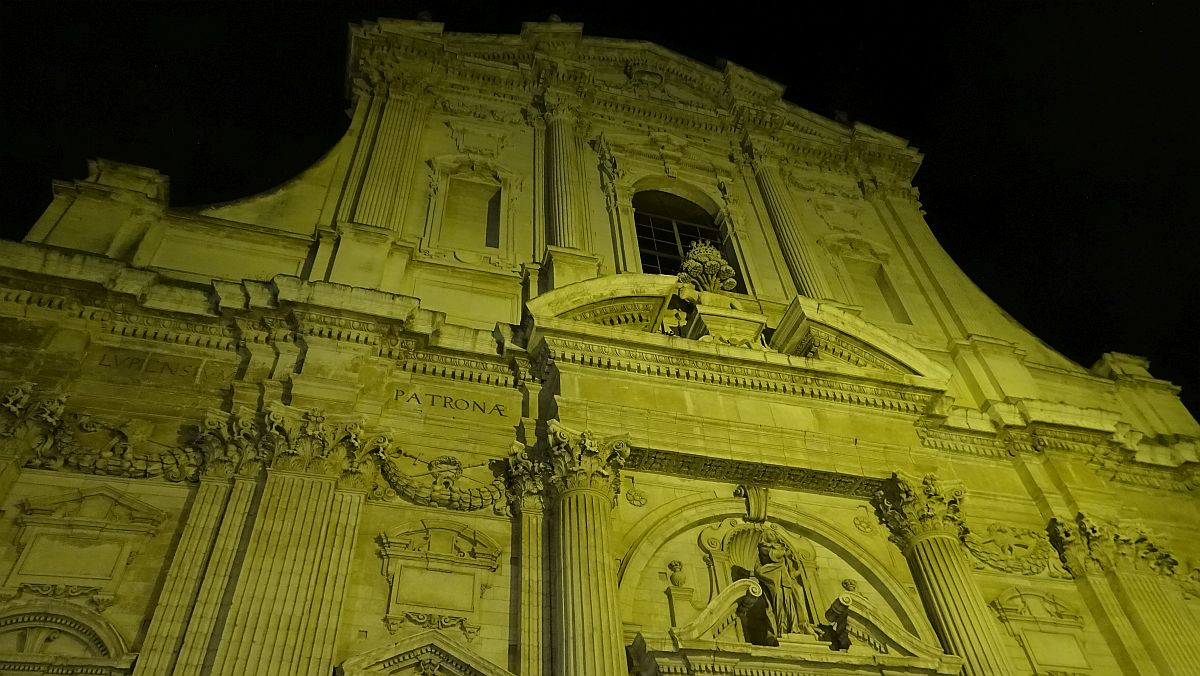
xmin=543 ymin=246 xmax=600 ymax=291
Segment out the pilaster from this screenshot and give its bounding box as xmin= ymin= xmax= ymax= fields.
xmin=873 ymin=472 xmax=1014 ymax=676
xmin=744 ymin=139 xmax=833 ymax=300
xmin=342 ymin=78 xmax=433 ymax=233
xmin=506 ymin=443 xmax=549 ymax=676
xmin=133 ymin=478 xmax=231 ymax=676
xmin=1050 ymin=513 xmax=1197 ymax=675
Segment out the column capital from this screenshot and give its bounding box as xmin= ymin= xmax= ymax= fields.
xmin=505 ymin=441 xmax=546 ymax=513
xmin=1049 ymin=512 xmax=1180 ymax=578
xmin=545 ymin=420 xmax=630 ymax=500
xmin=533 ymin=90 xmax=582 ymax=125
xmin=872 ymin=472 xmax=967 ymax=550
xmin=740 ymin=135 xmax=786 ymax=172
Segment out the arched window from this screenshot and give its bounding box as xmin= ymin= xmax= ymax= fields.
xmin=632 ymin=190 xmax=744 ymax=291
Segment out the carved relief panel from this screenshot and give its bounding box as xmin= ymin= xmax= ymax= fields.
xmin=991 ymin=588 xmax=1092 ymax=675
xmin=0 ymin=485 xmax=166 ymax=613
xmin=378 ymin=519 xmax=502 ymax=641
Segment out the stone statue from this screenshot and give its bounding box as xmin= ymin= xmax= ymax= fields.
xmin=753 ymin=530 xmax=816 ymax=639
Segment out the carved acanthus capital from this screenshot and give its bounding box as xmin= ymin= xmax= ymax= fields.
xmin=505 ymin=441 xmax=547 ymax=512
xmin=533 ymin=90 xmax=582 ymax=126
xmin=0 ymin=383 xmax=62 ymax=461
xmin=354 ymin=41 xmax=433 ymax=99
xmin=739 ymin=135 xmax=785 ymax=174
xmin=545 ymin=420 xmax=630 ymax=500
xmin=872 ymin=472 xmax=967 ymax=549
xmin=1049 ymin=512 xmax=1179 ymax=577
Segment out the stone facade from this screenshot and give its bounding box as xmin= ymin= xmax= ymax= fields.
xmin=0 ymin=17 xmax=1197 ymax=676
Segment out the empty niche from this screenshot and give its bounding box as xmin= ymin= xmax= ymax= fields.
xmin=442 ymin=177 xmax=501 ymax=251
xmin=843 ymin=257 xmax=911 ymax=325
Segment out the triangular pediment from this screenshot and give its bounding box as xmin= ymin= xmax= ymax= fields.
xmin=338 ymin=629 xmax=514 ymax=676
xmin=21 ymin=485 xmax=167 ymax=528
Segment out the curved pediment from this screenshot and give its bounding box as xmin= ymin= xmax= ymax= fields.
xmin=526 ymin=274 xmax=682 ymax=332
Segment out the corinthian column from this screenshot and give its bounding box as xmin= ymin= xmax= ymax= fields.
xmin=745 ymin=141 xmax=832 ymax=300
xmin=545 ymin=421 xmax=630 ymax=676
xmin=873 ymin=472 xmax=1013 ymax=676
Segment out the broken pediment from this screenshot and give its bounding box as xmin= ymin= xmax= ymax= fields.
xmin=771 ymin=296 xmax=949 ymax=379
xmin=337 ymin=628 xmax=514 ymax=676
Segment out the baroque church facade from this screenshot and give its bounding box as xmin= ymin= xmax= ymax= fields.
xmin=1 ymin=17 xmax=1198 ymax=676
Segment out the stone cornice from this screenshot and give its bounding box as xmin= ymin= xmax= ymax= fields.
xmin=528 ymin=319 xmax=943 ymax=417
xmin=348 ymin=22 xmax=923 ymax=178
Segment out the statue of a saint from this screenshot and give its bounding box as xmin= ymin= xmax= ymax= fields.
xmin=753 ymin=529 xmax=816 ymax=639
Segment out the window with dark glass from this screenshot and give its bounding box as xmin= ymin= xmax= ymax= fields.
xmin=632 ymin=190 xmax=744 ymax=292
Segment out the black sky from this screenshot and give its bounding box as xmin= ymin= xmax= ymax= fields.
xmin=2 ymin=1 xmax=1197 ymax=414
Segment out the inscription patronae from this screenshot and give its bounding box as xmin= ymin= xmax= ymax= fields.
xmin=392 ymin=388 xmax=509 ymax=417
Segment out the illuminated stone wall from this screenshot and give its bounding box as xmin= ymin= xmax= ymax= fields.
xmin=0 ymin=17 xmax=1196 ymax=676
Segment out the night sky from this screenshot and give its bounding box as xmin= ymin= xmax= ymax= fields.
xmin=2 ymin=2 xmax=1197 ymax=414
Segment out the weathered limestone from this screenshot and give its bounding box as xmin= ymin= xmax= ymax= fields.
xmin=207 ymin=471 xmax=363 ymax=676
xmin=873 ymin=473 xmax=1015 ymax=676
xmin=1 ymin=16 xmax=1197 ymax=676
xmin=544 ymin=421 xmax=629 ymax=676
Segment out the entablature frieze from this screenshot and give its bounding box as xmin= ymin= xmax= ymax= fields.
xmin=0 ymin=387 xmax=516 ymax=514
xmin=529 ymin=329 xmax=940 ymax=417
xmin=625 ymin=447 xmax=884 ymax=500
xmin=0 ymin=264 xmax=519 ymax=394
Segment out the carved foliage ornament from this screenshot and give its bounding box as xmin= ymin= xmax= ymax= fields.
xmin=871 ymin=472 xmax=966 ymax=549
xmin=1048 ymin=512 xmax=1179 ymax=578
xmin=545 ymin=420 xmax=631 ymax=500
xmin=0 ymin=392 xmax=509 ymax=514
xmin=962 ymin=522 xmax=1070 ymax=578
xmin=2 ymin=384 xmax=200 ymax=482
xmin=677 ymin=240 xmax=738 ymax=293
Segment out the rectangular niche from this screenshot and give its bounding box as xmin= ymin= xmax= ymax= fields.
xmin=442 ymin=177 xmax=501 ymax=251
xmin=843 ymin=257 xmax=911 ymax=325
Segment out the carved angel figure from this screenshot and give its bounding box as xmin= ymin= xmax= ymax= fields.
xmin=753 ymin=530 xmax=816 ymax=639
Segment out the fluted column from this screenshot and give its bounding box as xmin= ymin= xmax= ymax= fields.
xmin=873 ymin=472 xmax=1014 ymax=676
xmin=545 ymin=421 xmax=629 ymax=676
xmin=1051 ymin=513 xmax=1198 ymax=675
xmin=542 ymin=97 xmax=586 ymax=251
xmin=204 ymin=469 xmax=365 ymax=676
xmin=507 ymin=443 xmax=549 ymax=676
xmin=745 ymin=143 xmax=832 ymax=299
